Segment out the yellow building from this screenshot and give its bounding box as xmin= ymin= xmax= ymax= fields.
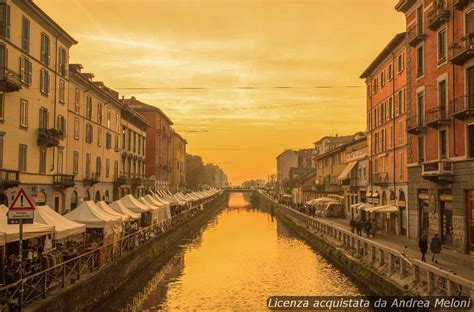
xmin=169 ymin=129 xmax=186 ymax=193
xmin=65 ymin=64 xmax=123 ymax=212
xmin=0 ymin=0 xmax=76 ymax=211
xmin=119 ymin=104 xmax=149 ymax=198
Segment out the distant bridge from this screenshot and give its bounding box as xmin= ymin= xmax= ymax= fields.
xmin=224 ymin=188 xmax=258 ymax=193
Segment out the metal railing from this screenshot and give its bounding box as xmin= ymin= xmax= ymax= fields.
xmin=261 ymin=192 xmax=474 ymax=300
xmin=0 ymin=197 xmax=218 ymax=309
xmin=451 ymin=94 xmax=474 ymax=116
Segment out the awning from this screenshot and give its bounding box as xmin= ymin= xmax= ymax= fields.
xmin=375 ymin=205 xmax=399 ymax=213
xmin=338 ymin=161 xmax=358 ymax=181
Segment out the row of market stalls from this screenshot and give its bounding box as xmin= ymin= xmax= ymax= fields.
xmin=0 ymin=189 xmax=221 ymax=285
xmin=351 ymin=202 xmax=399 ymax=234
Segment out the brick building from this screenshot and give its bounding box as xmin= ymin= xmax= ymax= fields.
xmin=396 ymin=0 xmax=474 ymax=254
xmin=360 ymin=33 xmax=409 ymax=236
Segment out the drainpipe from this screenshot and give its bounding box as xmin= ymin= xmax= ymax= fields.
xmin=452 ymin=3 xmax=457 ymax=156
xmin=50 ymin=34 xmax=61 ymax=173
xmin=392 ymin=51 xmax=397 ymax=202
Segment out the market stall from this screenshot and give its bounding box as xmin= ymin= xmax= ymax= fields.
xmin=119 ymin=195 xmax=152 ymax=227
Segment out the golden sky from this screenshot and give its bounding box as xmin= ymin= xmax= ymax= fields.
xmin=37 ymin=0 xmax=404 ymax=185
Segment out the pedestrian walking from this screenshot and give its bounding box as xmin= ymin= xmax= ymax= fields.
xmin=350 ymin=217 xmax=356 ymax=233
xmin=365 ymin=219 xmax=372 ymax=238
xmin=430 ymin=233 xmax=442 ymax=263
xmin=355 ymin=217 xmax=363 ymax=236
xmin=418 ymin=235 xmax=428 ymax=262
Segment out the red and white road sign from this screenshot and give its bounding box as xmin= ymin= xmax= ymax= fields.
xmin=9 ymin=188 xmax=35 ymax=211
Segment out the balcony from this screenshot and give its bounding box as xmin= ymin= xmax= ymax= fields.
xmin=0 ymin=169 xmax=20 ymax=189
xmin=428 ymin=1 xmax=449 ymax=31
xmin=130 ymin=176 xmax=142 ymax=185
xmin=114 ymin=173 xmax=128 ymax=186
xmin=451 ymin=33 xmax=474 ymax=66
xmin=425 ymin=107 xmax=450 ymax=128
xmin=83 ymin=172 xmax=100 ymax=186
xmin=372 ymin=172 xmax=389 ymax=186
xmin=53 ymin=174 xmax=75 ymax=189
xmin=407 ymin=23 xmax=426 ymax=47
xmin=451 ymin=95 xmax=474 ymax=120
xmin=406 ymin=115 xmax=428 ymax=134
xmin=453 ymin=0 xmax=470 ymax=10
xmin=37 ymin=128 xmax=61 ymax=147
xmin=421 ymin=160 xmax=453 ymax=182
xmin=0 ymin=67 xmax=22 ymax=92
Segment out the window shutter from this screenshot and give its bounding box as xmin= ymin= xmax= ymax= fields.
xmin=28 ymin=60 xmax=32 ymax=85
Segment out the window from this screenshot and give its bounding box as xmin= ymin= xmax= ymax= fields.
xmin=21 ymin=17 xmax=30 ymax=52
xmin=107 ymin=108 xmax=111 ymax=129
xmin=106 ymin=159 xmax=110 ymax=178
xmin=367 ymin=84 xmax=371 ymax=98
xmin=39 ymin=148 xmax=46 ymax=174
xmin=397 ymin=54 xmax=404 ymax=73
xmin=40 ymin=33 xmax=50 ymax=65
xmin=86 ymin=96 xmax=92 ymax=119
xmin=106 ymin=132 xmax=112 ymax=149
xmin=115 ymin=135 xmax=119 ymax=150
xmin=85 ymin=153 xmax=91 ymax=175
xmin=417 ymin=92 xmax=425 ymax=126
xmin=115 ymin=113 xmax=119 ymax=132
xmin=418 ymin=135 xmax=425 ymax=163
xmin=0 ymin=92 xmax=4 ymax=121
xmin=40 ymin=69 xmax=50 ymax=96
xmin=58 ymin=47 xmax=67 ymax=77
xmin=20 ymin=99 xmax=28 ymax=128
xmin=0 ymin=3 xmax=11 ymax=39
xmin=380 ymin=71 xmax=385 ymax=88
xmin=96 ymin=157 xmax=101 ymax=176
xmin=74 ymin=88 xmax=81 ymax=113
xmin=97 ymin=103 xmax=103 ymax=125
xmin=440 ymin=129 xmax=448 ymax=159
xmin=398 ymin=89 xmax=404 ymax=114
xmin=468 ymin=124 xmax=474 ymax=158
xmin=388 ymin=97 xmax=393 ymax=119
xmin=390 ymin=125 xmax=393 ymax=148
xmin=138 ymin=135 xmax=141 ymax=155
xmin=59 ymin=79 xmax=65 ymax=103
xmin=128 ymin=130 xmax=131 ymax=151
xmin=114 ymin=160 xmax=118 ymax=178
xmin=133 ymin=132 xmax=136 ymax=152
xmin=97 ymin=127 xmax=102 ymax=147
xmin=142 ymin=136 xmax=145 ymax=155
xmin=39 ymin=107 xmax=48 ymax=129
xmin=438 ymin=29 xmax=446 ymax=63
xmin=19 ymin=57 xmax=32 ymax=85
xmin=122 ymin=127 xmax=126 ymax=149
xmin=74 ymin=117 xmax=79 ymax=139
xmin=388 ymin=64 xmax=393 ymax=81
xmin=399 ymin=153 xmax=404 ymax=180
xmin=439 ymin=80 xmax=447 ymax=111
xmin=73 ymin=151 xmax=79 ymax=174
xmin=416 ymin=46 xmax=424 ymax=77
xmin=86 ymin=123 xmax=93 ymax=143
xmin=373 ymin=78 xmax=378 ymax=94
xmin=398 ymin=121 xmax=404 ymax=145
xmin=19 ymin=144 xmax=27 ymax=172
xmin=416 ymin=6 xmax=424 ymax=34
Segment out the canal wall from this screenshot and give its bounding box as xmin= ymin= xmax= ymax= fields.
xmin=27 ymin=193 xmax=228 ymax=312
xmin=259 ymin=193 xmax=415 ymax=297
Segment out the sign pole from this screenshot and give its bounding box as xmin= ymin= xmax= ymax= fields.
xmin=19 ymin=218 xmax=23 ymax=280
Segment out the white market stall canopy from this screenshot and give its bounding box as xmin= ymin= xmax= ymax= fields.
xmin=360 ymin=204 xmax=398 ymax=214
xmin=96 ymin=201 xmax=130 ymax=223
xmin=0 ymin=205 xmax=55 ymax=245
xmin=120 ymin=194 xmax=150 ymax=213
xmin=109 ymin=201 xmax=141 ymax=220
xmin=64 ymin=201 xmax=122 ymax=233
xmin=139 ymin=197 xmax=171 ymax=222
xmin=34 ymin=205 xmax=85 ymax=240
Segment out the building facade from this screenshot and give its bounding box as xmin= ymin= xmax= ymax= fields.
xmin=360 ymin=33 xmax=409 ymax=236
xmin=65 ymin=64 xmax=123 ymax=213
xmin=396 ymin=0 xmax=474 ymax=254
xmin=169 ymin=129 xmax=186 ymax=193
xmin=0 ymin=0 xmax=76 ymax=211
xmin=120 ymin=104 xmax=149 ymax=198
xmin=126 ymin=97 xmax=173 ymax=191
xmin=276 ymin=149 xmax=298 ymax=196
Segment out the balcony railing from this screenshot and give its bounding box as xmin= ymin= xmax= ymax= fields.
xmin=451 ymin=33 xmax=474 ymax=66
xmin=37 ymin=128 xmax=61 ymax=147
xmin=372 ymin=172 xmax=389 ymax=186
xmin=451 ymin=95 xmax=474 ymax=120
xmin=406 ymin=115 xmax=427 ymax=134
xmin=0 ymin=67 xmax=22 ymax=92
xmin=83 ymin=172 xmax=100 ymax=186
xmin=114 ymin=172 xmax=128 ymax=185
xmin=421 ymin=160 xmax=453 ymax=182
xmin=0 ymin=169 xmax=20 ymax=189
xmin=407 ymin=22 xmax=426 ymax=47
xmin=425 ymin=106 xmax=450 ymax=128
xmin=53 ymin=174 xmax=75 ymax=189
xmin=428 ymin=0 xmax=449 ymax=30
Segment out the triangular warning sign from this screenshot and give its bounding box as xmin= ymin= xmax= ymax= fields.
xmin=9 ymin=188 xmax=35 ymax=210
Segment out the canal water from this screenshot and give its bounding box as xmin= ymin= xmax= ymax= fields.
xmin=97 ymin=193 xmax=366 ymax=311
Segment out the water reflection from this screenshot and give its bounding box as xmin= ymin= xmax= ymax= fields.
xmin=109 ymin=193 xmax=365 ymax=311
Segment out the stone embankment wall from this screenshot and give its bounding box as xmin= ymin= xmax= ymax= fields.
xmin=28 ymin=193 xmax=228 ymax=312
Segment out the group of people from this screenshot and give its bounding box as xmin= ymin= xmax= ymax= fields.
xmin=350 ymin=216 xmax=376 ymax=238
xmin=418 ymin=234 xmax=442 ymax=263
